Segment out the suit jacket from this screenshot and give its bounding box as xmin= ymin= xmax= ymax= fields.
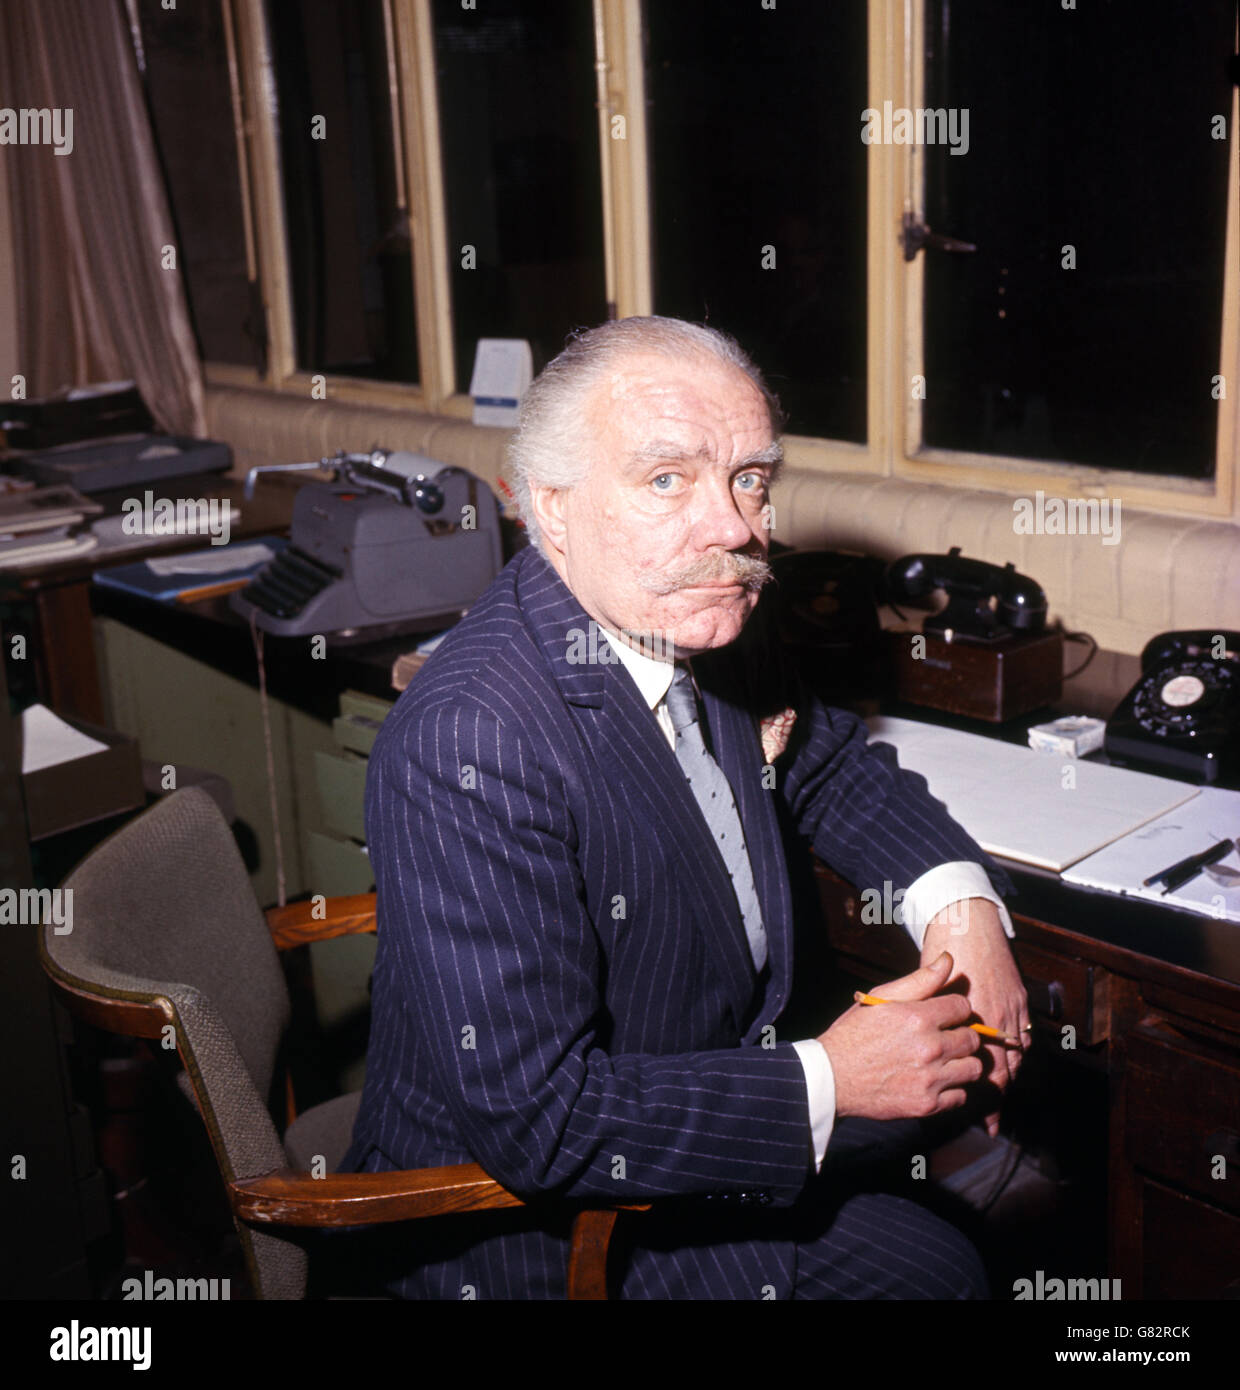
xmin=343 ymin=545 xmax=1013 ymax=1298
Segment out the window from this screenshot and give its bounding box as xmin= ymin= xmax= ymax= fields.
xmin=431 ymin=0 xmax=607 ymax=386
xmin=136 ymin=0 xmax=256 ymax=368
xmin=917 ymin=0 xmax=1235 ymax=481
xmin=644 ymin=0 xmax=869 ymax=443
xmin=178 ymin=1 xmax=1236 ymax=515
xmin=265 ymin=0 xmax=419 ymax=383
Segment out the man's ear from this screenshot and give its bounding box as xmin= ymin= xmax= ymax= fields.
xmin=529 ymin=485 xmax=570 ymax=557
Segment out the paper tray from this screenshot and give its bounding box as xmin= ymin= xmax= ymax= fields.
xmin=22 ymin=716 xmax=145 ymax=841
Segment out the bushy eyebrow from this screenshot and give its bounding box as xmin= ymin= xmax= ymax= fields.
xmin=627 ymin=439 xmax=706 ymax=465
xmin=741 ymin=441 xmax=784 ymax=474
xmin=627 ymin=439 xmax=784 ymax=473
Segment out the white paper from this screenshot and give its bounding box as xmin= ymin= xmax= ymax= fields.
xmin=21 ymin=703 xmax=109 ymax=774
xmin=866 ymin=715 xmax=1200 ymax=872
xmin=146 ymin=541 xmax=273 ymax=577
xmin=0 ymin=534 xmax=97 ymax=568
xmin=1063 ymin=786 xmax=1240 ymax=923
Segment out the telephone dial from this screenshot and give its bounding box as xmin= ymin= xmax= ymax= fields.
xmin=1104 ymin=630 xmax=1240 ymax=786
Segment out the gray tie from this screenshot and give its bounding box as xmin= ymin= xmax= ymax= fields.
xmin=664 ymin=666 xmax=768 ymax=972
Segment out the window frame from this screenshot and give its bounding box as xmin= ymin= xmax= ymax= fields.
xmin=202 ymin=0 xmax=1238 ymax=523
xmin=892 ymin=0 xmax=1239 ymax=521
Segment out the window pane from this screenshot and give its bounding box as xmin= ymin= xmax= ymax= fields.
xmin=921 ymin=0 xmax=1234 ymax=478
xmin=645 ymin=0 xmax=868 ymax=442
xmin=137 ymin=0 xmax=256 ymax=367
xmin=266 ymin=0 xmax=418 ymax=383
xmin=433 ymin=0 xmax=607 ymax=388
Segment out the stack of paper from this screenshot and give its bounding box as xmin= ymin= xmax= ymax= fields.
xmin=866 ymin=716 xmax=1239 ymax=924
xmin=866 ymin=716 xmax=1200 ymax=872
xmin=1063 ymin=787 xmax=1240 ymax=924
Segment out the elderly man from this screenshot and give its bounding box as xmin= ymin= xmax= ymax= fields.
xmin=344 ymin=316 xmax=1028 ymax=1299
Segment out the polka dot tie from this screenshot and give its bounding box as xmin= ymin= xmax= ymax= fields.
xmin=664 ymin=665 xmax=768 ymax=972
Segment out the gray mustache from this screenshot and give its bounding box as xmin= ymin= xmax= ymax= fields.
xmin=638 ymin=551 xmax=773 ymax=596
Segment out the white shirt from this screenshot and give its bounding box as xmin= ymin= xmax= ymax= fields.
xmin=600 ymin=624 xmax=1015 ymax=1171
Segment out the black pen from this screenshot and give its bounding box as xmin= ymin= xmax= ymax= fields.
xmin=1142 ymin=838 xmax=1235 ymax=893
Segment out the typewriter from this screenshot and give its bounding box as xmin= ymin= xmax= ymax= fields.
xmin=231 ymin=448 xmax=503 ymax=638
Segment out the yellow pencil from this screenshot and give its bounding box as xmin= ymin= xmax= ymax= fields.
xmin=853 ymin=991 xmax=1023 ymax=1046
xmin=175 ymin=577 xmax=252 ymax=604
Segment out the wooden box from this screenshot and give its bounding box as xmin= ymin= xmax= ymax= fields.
xmin=886 ymin=626 xmax=1064 ymax=722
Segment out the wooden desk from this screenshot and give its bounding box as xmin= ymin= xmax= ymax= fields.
xmin=813 ymin=857 xmax=1240 ymax=1299
xmin=0 ymin=473 xmax=295 ymax=723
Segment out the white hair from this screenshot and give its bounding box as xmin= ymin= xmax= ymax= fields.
xmin=505 ymin=316 xmax=783 ymax=553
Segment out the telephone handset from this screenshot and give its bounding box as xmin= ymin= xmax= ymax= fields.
xmin=1104 ymin=630 xmax=1240 ymax=786
xmin=886 ymin=547 xmax=1048 ymax=643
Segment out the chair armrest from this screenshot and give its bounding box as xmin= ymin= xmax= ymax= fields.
xmin=266 ymin=894 xmax=377 ymax=950
xmin=231 ymin=1163 xmax=653 ymax=1300
xmin=229 ymin=1162 xmax=523 ymax=1227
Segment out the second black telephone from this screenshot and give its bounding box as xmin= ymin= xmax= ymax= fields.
xmin=1104 ymin=630 xmax=1240 ymax=786
xmin=886 ymin=547 xmax=1048 ymax=643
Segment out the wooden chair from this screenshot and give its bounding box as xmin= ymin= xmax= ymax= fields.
xmin=40 ymin=786 xmax=639 ymax=1299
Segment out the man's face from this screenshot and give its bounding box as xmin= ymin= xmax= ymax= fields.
xmin=532 ymin=350 xmax=778 ymax=657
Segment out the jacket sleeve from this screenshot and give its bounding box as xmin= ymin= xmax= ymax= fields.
xmin=364 ymin=695 xmax=813 ymax=1205
xmin=778 ymin=684 xmax=1015 ymax=903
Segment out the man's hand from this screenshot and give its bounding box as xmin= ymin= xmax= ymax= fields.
xmin=818 ymin=952 xmax=984 ymax=1122
xmin=921 ymin=898 xmax=1030 ymax=1137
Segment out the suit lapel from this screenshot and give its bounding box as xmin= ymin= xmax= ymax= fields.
xmin=516 ymin=551 xmax=760 ymax=1030
xmin=585 ymin=671 xmax=760 ymax=1026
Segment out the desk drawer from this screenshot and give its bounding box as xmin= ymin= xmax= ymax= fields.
xmin=306 ymin=829 xmax=374 ymax=896
xmin=332 ymin=689 xmax=394 ymax=756
xmin=814 ymin=866 xmax=917 ymax=976
xmin=314 ymin=751 xmax=368 ymax=841
xmin=1139 ymin=1179 xmax=1240 ymax=1299
xmin=1126 ymin=1024 xmax=1240 ymax=1216
xmin=1011 ymin=942 xmax=1109 ymax=1045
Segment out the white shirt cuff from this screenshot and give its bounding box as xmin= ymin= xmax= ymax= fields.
xmin=899 ymin=861 xmax=1015 ymax=949
xmin=792 ymin=1038 xmax=836 ymax=1172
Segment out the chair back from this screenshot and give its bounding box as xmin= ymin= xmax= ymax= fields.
xmin=41 ymin=786 xmax=305 ymax=1298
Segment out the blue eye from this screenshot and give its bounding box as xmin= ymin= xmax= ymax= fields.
xmin=736 ymin=472 xmax=762 ymax=492
xmin=652 ymin=474 xmax=675 ymax=491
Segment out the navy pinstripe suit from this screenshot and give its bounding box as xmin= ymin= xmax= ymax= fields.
xmin=343 ymin=545 xmax=1013 ymax=1298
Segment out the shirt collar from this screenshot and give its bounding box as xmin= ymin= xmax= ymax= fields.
xmin=598 ymin=624 xmax=677 ymax=712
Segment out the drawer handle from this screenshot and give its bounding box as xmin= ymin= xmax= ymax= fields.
xmin=1025 ymin=978 xmax=1064 ymax=1021
xmin=1204 ymin=1131 xmax=1240 ymax=1165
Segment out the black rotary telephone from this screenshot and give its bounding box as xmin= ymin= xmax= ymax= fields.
xmin=1104 ymin=630 xmax=1240 ymax=786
